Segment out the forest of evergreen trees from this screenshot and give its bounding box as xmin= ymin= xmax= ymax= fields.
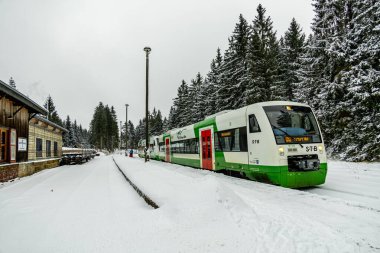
xmin=44 ymin=95 xmax=90 ymax=149
xmin=134 ymin=0 xmax=379 ymax=162
xmin=120 ymin=108 xmax=165 ymax=150
xmin=88 ymin=102 xmax=119 ymax=151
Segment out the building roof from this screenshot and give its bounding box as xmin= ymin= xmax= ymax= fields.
xmin=33 ymin=115 xmax=68 ymax=132
xmin=0 ymin=80 xmax=48 ymax=115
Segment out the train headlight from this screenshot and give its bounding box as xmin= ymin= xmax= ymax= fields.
xmin=278 ymin=147 xmax=285 ymax=156
xmin=318 ymin=145 xmax=323 ymax=153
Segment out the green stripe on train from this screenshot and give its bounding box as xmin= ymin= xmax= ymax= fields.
xmin=171 ymin=157 xmax=201 ymax=168
xmin=169 ymin=152 xmax=327 ymax=188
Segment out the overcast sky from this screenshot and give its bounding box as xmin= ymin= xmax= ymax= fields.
xmin=0 ymin=0 xmax=314 ymax=129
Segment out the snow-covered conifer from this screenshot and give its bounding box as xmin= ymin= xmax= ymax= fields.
xmin=245 ymin=4 xmax=280 ymax=104
xmin=217 ymin=14 xmax=250 ymax=111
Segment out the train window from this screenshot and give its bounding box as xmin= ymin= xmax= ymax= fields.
xmin=171 ymin=139 xmax=199 ymax=154
xmin=191 ymin=139 xmax=199 ymax=154
xmin=214 ymin=127 xmax=247 ymax=152
xmin=239 ymin=127 xmax=248 ymax=151
xmin=249 ymin=114 xmax=261 ymax=133
xmin=263 ymin=105 xmax=322 ymax=144
xmin=159 ymin=142 xmax=165 ymax=152
xmin=231 ymin=129 xmax=240 ymax=151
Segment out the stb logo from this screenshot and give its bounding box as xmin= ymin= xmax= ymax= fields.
xmin=177 ymin=129 xmax=187 ymax=140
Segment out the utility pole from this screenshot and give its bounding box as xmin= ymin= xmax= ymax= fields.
xmin=125 ymin=104 xmax=129 ymax=152
xmin=119 ymin=121 xmax=122 ymax=150
xmin=143 ymin=47 xmax=151 ymax=163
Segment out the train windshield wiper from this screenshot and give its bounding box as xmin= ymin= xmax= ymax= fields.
xmin=270 ymin=124 xmax=303 ymax=148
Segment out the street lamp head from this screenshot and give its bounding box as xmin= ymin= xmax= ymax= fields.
xmin=144 ymin=47 xmax=151 ymax=54
xmin=125 ymin=104 xmax=129 ymax=107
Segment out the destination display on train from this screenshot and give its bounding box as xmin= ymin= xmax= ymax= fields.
xmin=284 ymin=136 xmax=311 ymax=143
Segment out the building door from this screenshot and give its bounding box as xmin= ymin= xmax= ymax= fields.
xmin=201 ymin=129 xmax=213 ymax=170
xmin=165 ymin=138 xmax=170 ymax=162
xmin=9 ymin=129 xmax=17 ymax=163
xmin=0 ymin=128 xmax=7 ymax=163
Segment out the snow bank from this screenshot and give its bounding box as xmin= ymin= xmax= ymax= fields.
xmin=114 ymin=155 xmax=380 ymax=252
xmin=0 ymin=155 xmax=378 ymax=252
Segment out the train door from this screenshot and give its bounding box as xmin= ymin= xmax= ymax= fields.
xmin=247 ymin=110 xmax=263 ymax=167
xmin=154 ymin=138 xmax=159 ymax=155
xmin=200 ymin=129 xmax=213 ymax=170
xmin=165 ymin=138 xmax=170 ymax=162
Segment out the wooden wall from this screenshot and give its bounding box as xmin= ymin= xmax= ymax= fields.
xmin=0 ymin=96 xmax=29 ymax=162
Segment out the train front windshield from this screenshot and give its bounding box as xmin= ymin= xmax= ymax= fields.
xmin=263 ymin=105 xmax=322 ymax=144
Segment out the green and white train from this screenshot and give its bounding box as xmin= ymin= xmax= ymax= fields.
xmin=140 ymin=101 xmax=327 ymax=188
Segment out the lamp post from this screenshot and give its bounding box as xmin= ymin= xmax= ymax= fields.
xmin=143 ymin=46 xmax=151 ymax=163
xmin=119 ymin=121 xmax=122 ymax=151
xmin=125 ymin=104 xmax=129 ymax=152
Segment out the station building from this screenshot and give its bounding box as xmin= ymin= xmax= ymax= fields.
xmin=0 ymin=80 xmax=66 ymax=182
xmin=28 ymin=115 xmax=67 ymax=161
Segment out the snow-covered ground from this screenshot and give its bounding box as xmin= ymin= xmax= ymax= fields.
xmin=304 ymin=160 xmax=380 ymax=210
xmin=0 ymin=155 xmax=379 ymax=253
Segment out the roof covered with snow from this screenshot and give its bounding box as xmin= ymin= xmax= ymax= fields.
xmin=0 ymin=80 xmax=47 ymax=115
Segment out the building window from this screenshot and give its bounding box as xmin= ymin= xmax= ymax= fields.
xmin=54 ymin=142 xmax=58 ymax=157
xmin=36 ymin=138 xmax=43 ymax=158
xmin=46 ymin=140 xmax=51 ymax=157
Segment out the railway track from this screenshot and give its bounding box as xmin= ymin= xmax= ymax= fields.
xmin=307 ymin=186 xmax=379 ymax=199
xmin=301 ymin=186 xmax=380 ymax=213
xmin=112 ymin=157 xmax=159 ymax=209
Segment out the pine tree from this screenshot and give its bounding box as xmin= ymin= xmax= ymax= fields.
xmin=110 ymin=106 xmax=119 ymax=150
xmin=150 ymin=109 xmax=163 ymax=135
xmin=189 ymin=73 xmax=204 ymax=123
xmin=276 ymin=18 xmax=306 ymax=101
xmin=72 ymin=120 xmax=80 ymax=147
xmin=63 ymin=115 xmax=75 ymax=147
xmin=336 ymin=0 xmax=380 ymax=161
xmin=125 ymin=120 xmax=136 ymax=148
xmin=167 ymin=106 xmax=178 ymax=129
xmin=162 ymin=117 xmax=169 ymax=132
xmin=298 ymin=0 xmax=379 ymax=161
xmin=204 ymin=48 xmax=223 ymax=116
xmin=246 ymin=4 xmax=280 ymax=104
xmin=44 ymin=95 xmax=63 ymax=126
xmin=63 ymin=115 xmax=71 ymax=147
xmin=217 ymin=14 xmax=250 ymax=111
xmin=300 ymin=0 xmax=350 ymax=157
xmin=89 ymin=102 xmax=119 ymax=151
xmin=134 ymin=119 xmax=145 ymax=146
xmin=172 ymin=81 xmax=191 ymax=127
xmin=295 ymin=34 xmax=320 ymax=105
